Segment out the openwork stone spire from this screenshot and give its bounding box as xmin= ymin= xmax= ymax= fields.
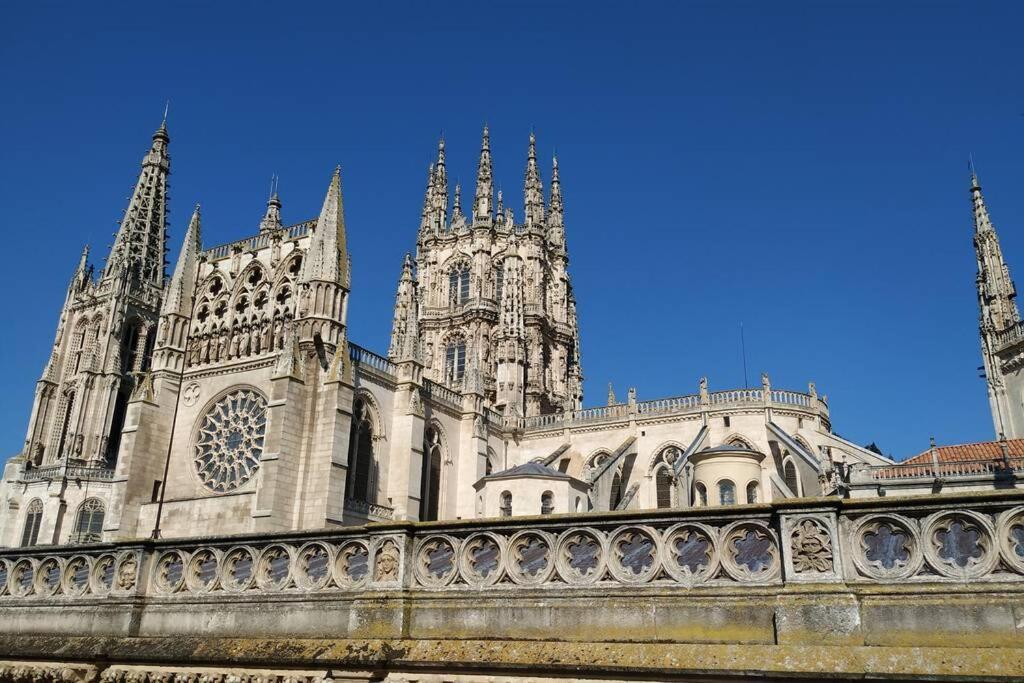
xmin=103 ymin=120 xmax=170 ymax=287
xmin=419 ymin=163 xmax=435 ymax=235
xmin=973 ymin=169 xmax=1020 ymax=332
xmin=473 ymin=125 xmax=493 ymax=225
xmin=523 ymin=132 xmax=545 ymax=227
xmin=433 ymin=138 xmax=448 ymax=225
xmin=548 ymin=155 xmax=563 ymax=226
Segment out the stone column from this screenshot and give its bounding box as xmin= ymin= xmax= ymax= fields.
xmin=386 ymin=359 xmax=425 ymax=520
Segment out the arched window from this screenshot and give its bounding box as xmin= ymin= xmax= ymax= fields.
xmin=345 ymin=399 xmax=375 ymax=503
xmin=783 ymin=459 xmax=800 ymax=496
xmin=55 ymin=391 xmax=75 ymax=461
xmin=123 ymin=321 xmax=144 ymax=373
xmin=574 ymin=496 xmax=582 ymax=512
xmin=73 ymin=498 xmax=105 ymax=543
xmin=609 ymin=472 xmax=623 ymax=510
xmin=694 ymin=482 xmax=708 ymax=507
xmin=419 ymin=426 xmax=443 ymax=521
xmin=656 ymin=467 xmax=674 ymax=509
xmin=718 ymin=479 xmax=736 ymax=505
xmin=21 ymin=499 xmax=43 ymax=547
xmin=70 ymin=327 xmax=86 ymax=375
xmin=746 ymin=481 xmax=759 ymax=504
xmin=494 ymin=266 xmax=504 ymax=301
xmin=449 ymin=265 xmax=470 ymax=305
xmin=445 ymin=341 xmax=466 ymax=384
xmin=541 ymin=491 xmax=554 ymax=515
xmin=500 ymin=491 xmax=512 ymax=517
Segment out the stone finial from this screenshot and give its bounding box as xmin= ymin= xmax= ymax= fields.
xmin=607 ymin=382 xmax=617 ymax=406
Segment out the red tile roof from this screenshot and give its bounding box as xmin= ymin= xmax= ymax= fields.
xmin=903 ymin=438 xmax=1024 ymax=465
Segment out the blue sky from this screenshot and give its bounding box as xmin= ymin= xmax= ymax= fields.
xmin=1 ymin=1 xmax=1022 ymax=460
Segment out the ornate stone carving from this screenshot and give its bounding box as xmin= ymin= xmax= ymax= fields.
xmin=555 ymin=528 xmax=606 ymax=585
xmin=997 ymin=506 xmax=1024 ymax=574
xmin=720 ymin=521 xmax=780 ymax=582
xmin=850 ymin=514 xmax=923 ymax=580
xmin=790 ymin=519 xmax=834 ymax=574
xmin=922 ymin=510 xmax=997 ymax=579
xmin=662 ymin=522 xmax=718 ymax=585
xmin=183 ymin=549 xmax=219 ymax=593
xmin=152 ymin=550 xmax=186 ymax=594
xmin=458 ymin=532 xmax=505 ymax=587
xmin=414 ymin=535 xmax=458 ymax=587
xmin=182 ymin=382 xmax=201 ymax=407
xmin=607 ymin=526 xmax=660 ymax=583
xmin=255 ymin=544 xmax=293 ymax=591
xmin=505 ymin=530 xmax=555 ymax=585
xmin=295 ymin=542 xmax=333 ymax=590
xmin=221 ymin=546 xmax=256 ymax=592
xmin=116 ymin=554 xmax=139 ymax=591
xmin=373 ymin=539 xmax=401 ymax=584
xmin=193 ymin=388 xmax=267 ymax=493
xmin=90 ymin=554 xmax=116 ymax=595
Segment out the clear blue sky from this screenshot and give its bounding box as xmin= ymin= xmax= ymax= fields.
xmin=1 ymin=1 xmax=1022 ymax=461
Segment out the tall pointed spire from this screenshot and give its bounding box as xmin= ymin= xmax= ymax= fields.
xmin=473 ymin=125 xmax=493 ymax=226
xmin=103 ymin=119 xmax=171 ymax=287
xmin=972 ymin=167 xmax=1020 ymax=332
xmin=259 ymin=175 xmax=283 ymax=233
xmin=301 ymin=166 xmax=349 ymax=287
xmin=453 ymin=183 xmax=463 ymax=217
xmin=72 ymin=245 xmax=92 ymax=292
xmin=161 ymin=205 xmax=202 ymax=318
xmin=523 ymin=132 xmax=545 ymax=227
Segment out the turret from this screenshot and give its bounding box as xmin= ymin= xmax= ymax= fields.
xmin=432 ymin=138 xmax=448 ymax=231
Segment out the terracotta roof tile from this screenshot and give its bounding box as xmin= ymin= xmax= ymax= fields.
xmin=903 ymin=438 xmax=1024 ymax=465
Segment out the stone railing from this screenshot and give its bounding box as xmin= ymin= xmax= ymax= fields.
xmin=2 ymin=491 xmax=1022 ymax=601
xmin=342 ymin=497 xmax=395 ymax=522
xmin=994 ymin=319 xmax=1024 ymax=350
xmin=520 ymin=387 xmax=824 ymax=431
xmin=422 ymin=378 xmax=462 ymax=410
xmin=203 ymin=220 xmax=315 ymax=260
xmin=21 ymin=465 xmax=114 ymax=483
xmin=851 ymin=455 xmax=1024 ymax=482
xmin=348 ymin=343 xmax=397 ymax=378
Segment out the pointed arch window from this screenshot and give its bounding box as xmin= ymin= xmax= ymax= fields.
xmin=72 ymin=498 xmax=105 ymax=544
xmin=609 ymin=471 xmax=623 ymax=510
xmin=656 ymin=467 xmax=674 ymax=509
xmin=718 ymin=479 xmax=736 ymax=506
xmin=500 ymin=491 xmax=512 ymax=517
xmin=345 ymin=399 xmax=375 ymax=504
xmin=21 ymin=499 xmax=43 ymax=547
xmin=494 ymin=266 xmax=504 ymax=302
xmin=420 ymin=426 xmax=443 ymax=521
xmin=783 ymin=459 xmax=800 ymax=497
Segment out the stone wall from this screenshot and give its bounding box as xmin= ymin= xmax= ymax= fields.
xmin=0 ymin=490 xmax=1023 ymax=680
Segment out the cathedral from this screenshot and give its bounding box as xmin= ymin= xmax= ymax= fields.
xmin=0 ymin=118 xmax=1008 ymax=547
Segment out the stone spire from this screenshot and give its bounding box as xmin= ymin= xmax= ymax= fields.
xmin=388 ymin=253 xmax=420 ymax=362
xmin=72 ymin=245 xmax=92 ymax=292
xmin=452 ymin=183 xmax=463 ymax=219
xmin=259 ymin=176 xmax=283 ymax=233
xmin=301 ymin=167 xmax=349 ymax=287
xmin=548 ymin=155 xmax=563 ymax=226
xmin=523 ymin=132 xmax=545 ymax=227
xmin=973 ymin=168 xmax=1020 ymax=333
xmin=103 ymin=120 xmax=171 ymax=288
xmin=297 ymin=167 xmax=350 ymax=348
xmin=473 ymin=125 xmax=493 ymax=225
xmin=161 ymin=205 xmax=202 ymax=318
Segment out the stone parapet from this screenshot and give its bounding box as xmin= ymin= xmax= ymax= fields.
xmin=0 ymin=491 xmax=1023 ymax=680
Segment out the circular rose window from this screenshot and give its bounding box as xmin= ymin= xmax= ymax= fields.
xmin=194 ymin=389 xmax=267 ymax=492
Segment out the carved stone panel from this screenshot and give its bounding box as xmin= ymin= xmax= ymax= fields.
xmin=780 ymin=512 xmax=841 ymax=583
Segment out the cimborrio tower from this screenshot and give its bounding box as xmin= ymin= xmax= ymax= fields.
xmin=388 ymin=129 xmax=583 ymax=417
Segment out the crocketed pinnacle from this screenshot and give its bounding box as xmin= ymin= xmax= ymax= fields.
xmin=161 ymin=204 xmax=202 ymax=318
xmin=300 ymin=167 xmax=349 ymax=287
xmin=473 ymin=125 xmax=493 ymax=223
xmin=260 ymin=175 xmax=283 ymax=233
xmin=523 ymin=132 xmax=545 ymax=226
xmin=548 ymin=154 xmax=563 ymax=226
xmin=972 ymin=166 xmax=1020 ymax=332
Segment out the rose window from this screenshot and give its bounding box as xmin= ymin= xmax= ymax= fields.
xmin=194 ymin=389 xmax=267 ymax=492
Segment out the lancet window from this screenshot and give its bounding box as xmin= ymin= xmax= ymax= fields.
xmin=345 ymin=398 xmax=375 ymax=504
xmin=500 ymin=491 xmax=512 ymax=517
xmin=419 ymin=426 xmax=443 ymax=522
xmin=21 ymin=499 xmax=43 ymax=547
xmin=448 ymin=263 xmax=470 ymax=306
xmin=718 ymin=479 xmax=736 ymax=506
xmin=783 ymin=459 xmax=800 ymax=496
xmin=746 ymin=481 xmax=759 ymax=504
xmin=445 ymin=341 xmax=466 ymax=385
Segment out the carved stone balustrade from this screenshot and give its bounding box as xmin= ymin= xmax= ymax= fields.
xmin=1 ymin=490 xmax=1024 ymax=681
